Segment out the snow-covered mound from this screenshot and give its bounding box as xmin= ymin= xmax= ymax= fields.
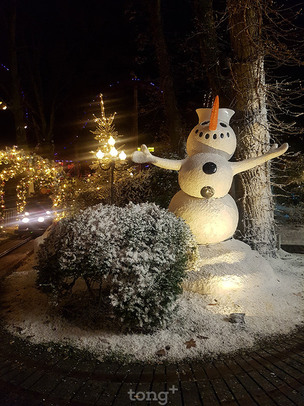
xmin=0 ymin=240 xmax=303 ymax=363
xmin=184 ymin=239 xmax=278 ymax=313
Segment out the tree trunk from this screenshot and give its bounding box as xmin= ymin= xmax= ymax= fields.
xmin=26 ymin=54 xmax=56 ymax=159
xmin=193 ymin=0 xmax=229 ymax=105
xmin=227 ymin=0 xmax=276 ymax=255
xmin=9 ymin=0 xmax=27 ymax=149
xmin=147 ymin=0 xmax=183 ymax=153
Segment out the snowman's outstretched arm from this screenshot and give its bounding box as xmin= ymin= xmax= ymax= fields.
xmin=231 ymin=143 xmax=288 ymax=175
xmin=132 ymin=144 xmax=184 ymax=171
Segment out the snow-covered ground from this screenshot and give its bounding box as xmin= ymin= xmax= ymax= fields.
xmin=0 ymin=239 xmax=303 ymax=363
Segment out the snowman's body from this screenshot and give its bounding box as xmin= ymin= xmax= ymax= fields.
xmin=168 ymin=151 xmax=238 ymax=244
xmin=169 ymin=191 xmax=238 ymax=244
xmin=132 ymin=97 xmax=288 ymax=245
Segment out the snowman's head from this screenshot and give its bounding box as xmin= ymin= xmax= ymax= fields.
xmin=186 ymin=96 xmax=236 ymax=159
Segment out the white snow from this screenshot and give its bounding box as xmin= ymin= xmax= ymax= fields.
xmin=1 ymin=239 xmax=303 ymax=363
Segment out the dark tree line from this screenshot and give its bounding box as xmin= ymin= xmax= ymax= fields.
xmin=0 ymin=0 xmax=75 ymax=157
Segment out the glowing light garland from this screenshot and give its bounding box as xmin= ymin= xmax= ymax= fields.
xmin=92 ymin=94 xmax=128 ymax=171
xmin=0 ymin=147 xmax=65 ymax=218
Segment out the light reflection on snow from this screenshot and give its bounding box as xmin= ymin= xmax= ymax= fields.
xmin=218 ymin=275 xmax=242 ymax=290
xmin=198 ymin=250 xmax=246 ymax=266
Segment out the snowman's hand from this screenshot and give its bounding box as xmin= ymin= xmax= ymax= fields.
xmin=269 ymin=143 xmax=288 ymax=154
xmin=269 ymin=143 xmax=278 ymax=152
xmin=231 ymin=142 xmax=289 ymax=175
xmin=132 ymin=144 xmax=156 ymax=164
xmin=132 ymin=144 xmax=184 ymax=171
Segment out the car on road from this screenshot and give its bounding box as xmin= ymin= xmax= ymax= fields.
xmin=18 ymin=197 xmax=53 ymax=236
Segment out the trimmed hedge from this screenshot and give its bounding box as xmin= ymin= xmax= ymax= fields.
xmin=36 ymin=202 xmax=198 ymax=331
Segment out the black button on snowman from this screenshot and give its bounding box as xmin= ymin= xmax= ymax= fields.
xmin=132 ymin=96 xmax=288 ymax=245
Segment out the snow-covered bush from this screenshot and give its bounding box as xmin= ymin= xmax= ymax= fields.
xmin=115 ymin=165 xmax=179 ymax=208
xmin=36 ymin=202 xmax=198 ymax=331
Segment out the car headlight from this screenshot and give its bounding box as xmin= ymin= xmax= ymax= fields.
xmin=22 ymin=217 xmax=30 ymax=223
xmin=37 ymin=217 xmax=45 ymax=223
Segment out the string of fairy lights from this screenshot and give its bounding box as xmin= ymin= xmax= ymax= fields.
xmin=0 ymin=147 xmax=65 ymax=218
xmin=92 ymin=94 xmax=127 ymax=162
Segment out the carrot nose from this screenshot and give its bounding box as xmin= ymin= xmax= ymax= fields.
xmin=209 ymin=95 xmax=219 ymax=131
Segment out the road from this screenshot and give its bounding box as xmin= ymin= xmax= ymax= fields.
xmin=0 ymin=238 xmax=34 ymax=280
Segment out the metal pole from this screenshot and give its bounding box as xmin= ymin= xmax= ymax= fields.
xmin=110 ymin=160 xmax=115 ymax=205
xmin=133 ymin=76 xmax=139 ymax=148
xmin=133 ymin=77 xmax=141 ymax=172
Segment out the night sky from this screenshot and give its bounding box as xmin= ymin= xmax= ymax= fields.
xmin=0 ymin=0 xmax=138 ymax=158
xmin=0 ymin=0 xmax=303 ymax=159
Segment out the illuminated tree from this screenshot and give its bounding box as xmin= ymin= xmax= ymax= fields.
xmin=91 ymin=94 xmax=129 ymax=204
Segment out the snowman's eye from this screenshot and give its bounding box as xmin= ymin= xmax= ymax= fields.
xmin=220 ymin=123 xmax=227 ymax=127
xmin=201 ymin=121 xmax=209 ymax=126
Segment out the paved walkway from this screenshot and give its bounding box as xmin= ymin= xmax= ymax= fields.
xmin=0 ymin=326 xmax=303 ymax=406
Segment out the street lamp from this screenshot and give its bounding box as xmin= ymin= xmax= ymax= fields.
xmin=96 ymin=150 xmax=104 ymax=160
xmin=119 ymin=151 xmax=127 ymax=160
xmin=0 ymin=101 xmax=7 ymax=110
xmin=109 ymin=147 xmax=118 ymax=157
xmin=96 ymin=137 xmax=126 ymax=205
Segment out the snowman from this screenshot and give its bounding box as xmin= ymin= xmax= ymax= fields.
xmin=132 ymin=96 xmax=288 ymax=245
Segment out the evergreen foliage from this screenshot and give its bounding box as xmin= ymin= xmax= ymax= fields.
xmin=115 ymin=165 xmax=179 ymax=208
xmin=36 ymin=202 xmax=198 ymax=331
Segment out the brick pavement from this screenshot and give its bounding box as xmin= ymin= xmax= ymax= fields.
xmin=0 ymin=326 xmax=303 ymax=406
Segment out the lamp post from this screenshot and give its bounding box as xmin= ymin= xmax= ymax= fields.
xmin=96 ymin=137 xmax=126 ymax=205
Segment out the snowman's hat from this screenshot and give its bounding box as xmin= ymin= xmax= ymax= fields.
xmin=196 ymin=96 xmax=234 ymax=127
